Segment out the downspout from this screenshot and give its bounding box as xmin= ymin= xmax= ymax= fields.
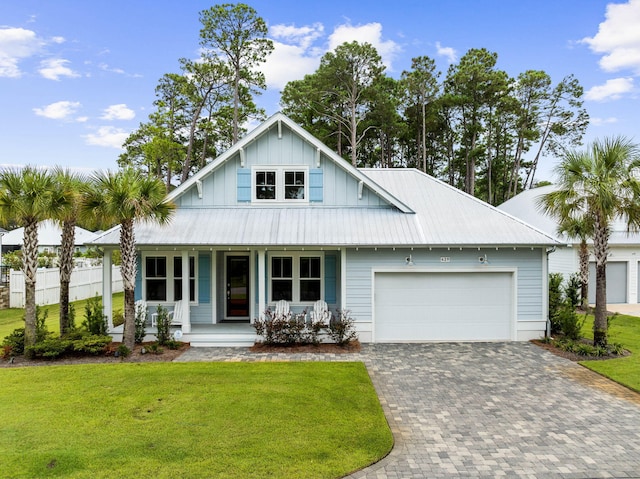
xmin=545 ymin=246 xmax=556 ymax=337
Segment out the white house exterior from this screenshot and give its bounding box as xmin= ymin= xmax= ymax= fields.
xmin=92 ymin=113 xmax=557 ymax=346
xmin=1 ymin=220 xmax=99 ymax=255
xmin=499 ymin=185 xmax=640 ymax=304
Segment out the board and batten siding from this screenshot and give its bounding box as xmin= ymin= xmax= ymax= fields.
xmin=176 ymin=124 xmax=391 ymax=208
xmin=345 ymin=247 xmax=546 ymax=342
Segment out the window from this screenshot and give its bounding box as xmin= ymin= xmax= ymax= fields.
xmin=144 ymin=254 xmax=197 ymax=303
xmin=269 ymin=254 xmax=322 ymax=303
xmin=253 ymin=167 xmax=307 ymax=202
xmin=271 ymin=257 xmax=293 ymax=301
xmin=173 ymin=256 xmax=196 ymax=301
xmin=256 ymin=171 xmax=276 ymax=199
xmin=145 ymin=256 xmax=167 ymax=301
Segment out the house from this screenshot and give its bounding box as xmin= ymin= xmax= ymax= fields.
xmin=92 ymin=113 xmax=557 ymax=346
xmin=498 ymin=185 xmax=640 ymax=304
xmin=2 ymin=220 xmax=99 ymax=256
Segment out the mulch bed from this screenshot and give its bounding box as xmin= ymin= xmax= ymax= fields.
xmin=249 ymin=340 xmax=361 ymax=354
xmin=530 ymin=338 xmax=630 ymax=362
xmin=1 ymin=342 xmax=191 ymax=368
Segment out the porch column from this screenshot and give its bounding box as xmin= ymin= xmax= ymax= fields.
xmin=102 ymin=249 xmax=113 ymax=330
xmin=341 ymin=248 xmax=347 ymax=311
xmin=258 ymin=249 xmax=266 ymax=320
xmin=181 ymin=250 xmax=191 ymax=333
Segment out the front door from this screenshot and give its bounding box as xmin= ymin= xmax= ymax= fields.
xmin=226 ymin=255 xmax=250 ymax=320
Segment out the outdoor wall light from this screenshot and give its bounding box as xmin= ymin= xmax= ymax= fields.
xmin=405 ymin=254 xmax=414 ymax=266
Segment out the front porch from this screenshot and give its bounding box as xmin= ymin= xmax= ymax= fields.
xmin=109 ymin=322 xmax=257 ymax=347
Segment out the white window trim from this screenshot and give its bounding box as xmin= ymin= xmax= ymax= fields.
xmin=268 ymin=252 xmax=323 ymax=304
xmin=142 ymin=251 xmax=198 ymax=305
xmin=252 ymin=165 xmax=309 ymax=203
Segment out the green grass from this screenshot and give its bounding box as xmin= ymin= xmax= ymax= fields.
xmin=0 ymin=361 xmax=392 ymax=479
xmin=579 ymin=313 xmax=640 ymax=392
xmin=0 ymin=293 xmax=124 ymax=340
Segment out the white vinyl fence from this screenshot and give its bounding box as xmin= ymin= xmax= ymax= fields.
xmin=9 ymin=265 xmax=123 ymax=308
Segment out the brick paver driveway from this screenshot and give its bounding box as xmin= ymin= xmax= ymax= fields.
xmin=177 ymin=342 xmax=640 ymax=478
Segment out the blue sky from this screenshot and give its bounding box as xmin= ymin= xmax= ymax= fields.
xmin=1 ymin=0 xmax=638 ymax=182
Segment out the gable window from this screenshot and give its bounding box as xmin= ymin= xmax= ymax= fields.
xmin=253 ymin=167 xmax=307 ymax=202
xmin=269 ymin=253 xmax=322 ymax=303
xmin=144 ymin=253 xmax=197 ymax=303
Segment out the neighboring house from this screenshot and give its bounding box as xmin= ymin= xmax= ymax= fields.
xmin=499 ymin=185 xmax=640 ymax=304
xmin=92 ymin=113 xmax=557 ymax=346
xmin=1 ymin=220 xmax=99 ymax=256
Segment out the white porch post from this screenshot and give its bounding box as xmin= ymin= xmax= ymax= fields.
xmin=181 ymin=250 xmax=191 ymax=333
xmin=341 ymin=248 xmax=347 ymax=311
xmin=103 ymin=249 xmax=113 ymax=330
xmin=258 ymin=249 xmax=266 ymax=320
xmin=211 ymin=251 xmax=217 ymax=324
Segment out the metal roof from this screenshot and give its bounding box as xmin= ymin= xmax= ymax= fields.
xmin=92 ymin=169 xmax=558 ymax=248
xmin=498 ymin=184 xmax=640 ymax=246
xmin=3 ymin=220 xmax=99 ymax=247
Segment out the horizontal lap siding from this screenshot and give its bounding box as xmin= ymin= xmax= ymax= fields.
xmin=345 ymin=248 xmax=544 ymax=334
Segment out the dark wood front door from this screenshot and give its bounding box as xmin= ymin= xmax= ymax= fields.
xmin=226 ymin=256 xmax=250 ymax=319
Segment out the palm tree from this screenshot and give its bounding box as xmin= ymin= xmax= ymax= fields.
xmin=556 ymin=215 xmax=594 ymax=310
xmin=540 ymin=137 xmax=640 ymax=346
xmin=50 ymin=168 xmax=87 ymax=336
xmin=82 ymin=168 xmax=175 ymax=350
xmin=0 ymin=167 xmax=58 ymax=347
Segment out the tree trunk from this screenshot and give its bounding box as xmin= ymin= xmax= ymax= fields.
xmin=22 ymin=220 xmax=39 ymax=347
xmin=593 ymin=214 xmax=609 ymax=347
xmin=119 ymin=219 xmax=137 ymax=350
xmin=579 ymin=240 xmax=589 ymax=310
xmin=59 ymin=220 xmax=76 ymax=336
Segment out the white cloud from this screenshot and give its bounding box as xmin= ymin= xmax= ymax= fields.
xmin=435 ymin=41 xmax=457 ymax=63
xmin=101 ymin=104 xmax=135 ymax=121
xmin=582 ymin=0 xmax=640 ymax=73
xmin=38 ymin=58 xmax=79 ymax=81
xmin=83 ymin=126 xmax=128 ymax=149
xmin=585 ymin=77 xmax=634 ymax=101
xmin=263 ymin=21 xmax=402 ymax=90
xmin=590 ymin=117 xmax=619 ymax=126
xmin=0 ymin=27 xmax=44 ymax=77
xmin=328 ymin=22 xmax=401 ymax=70
xmin=33 ymin=100 xmax=81 ymax=120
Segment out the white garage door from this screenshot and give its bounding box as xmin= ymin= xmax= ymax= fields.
xmin=588 ymin=261 xmax=627 ymax=304
xmin=374 ymin=271 xmax=513 ymax=342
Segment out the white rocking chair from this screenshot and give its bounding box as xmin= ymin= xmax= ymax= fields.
xmin=309 ymin=300 xmax=331 ymax=324
xmin=274 ymin=299 xmax=290 ymax=319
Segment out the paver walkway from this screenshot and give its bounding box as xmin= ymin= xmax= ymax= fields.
xmin=176 ymin=343 xmax=640 ymax=478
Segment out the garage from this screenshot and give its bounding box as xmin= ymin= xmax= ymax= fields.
xmin=588 ymin=261 xmax=627 ymax=304
xmin=374 ymin=271 xmax=514 ymax=342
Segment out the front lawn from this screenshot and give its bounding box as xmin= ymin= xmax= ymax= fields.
xmin=579 ymin=313 xmax=640 ymax=393
xmin=0 ymin=361 xmax=392 ymax=479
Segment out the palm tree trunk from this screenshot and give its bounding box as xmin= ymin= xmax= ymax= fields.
xmin=579 ymin=240 xmax=589 ymax=309
xmin=593 ymin=215 xmax=609 ymax=347
xmin=120 ymin=219 xmax=137 ymax=350
xmin=59 ymin=220 xmax=76 ymax=336
xmin=22 ymin=220 xmax=39 ymax=347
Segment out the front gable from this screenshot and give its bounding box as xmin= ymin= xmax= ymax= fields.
xmin=170 ymin=113 xmax=413 ymax=212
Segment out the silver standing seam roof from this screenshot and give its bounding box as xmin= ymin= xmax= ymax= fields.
xmin=92 ymin=168 xmax=557 ymax=248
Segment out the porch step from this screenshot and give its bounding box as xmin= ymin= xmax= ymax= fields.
xmin=182 ymin=330 xmax=258 ymax=348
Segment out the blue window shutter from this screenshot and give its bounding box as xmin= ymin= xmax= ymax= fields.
xmin=134 ymin=254 xmax=142 ymax=301
xmin=237 ymin=169 xmax=251 ymax=202
xmin=198 ymin=253 xmax=211 ymax=303
xmin=309 ymin=169 xmax=323 ymax=202
xmin=324 ymin=253 xmax=336 ymax=303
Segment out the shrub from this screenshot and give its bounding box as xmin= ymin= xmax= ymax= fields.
xmin=253 ymin=309 xmax=313 ymax=345
xmin=548 ymin=273 xmax=564 ymax=334
xmin=25 ymin=338 xmax=71 ymax=359
xmin=2 ymin=328 xmax=25 ymax=357
xmin=23 ymin=333 xmax=112 ymax=359
xmin=71 ymin=335 xmax=112 ymax=355
xmin=115 ymin=344 xmax=131 ymax=358
xmin=148 ymin=343 xmax=164 ymax=354
xmin=556 ymin=300 xmax=585 ymax=340
xmin=134 ymin=307 xmax=146 ymax=344
xmin=154 ymin=305 xmax=172 ymax=345
xmin=328 ymin=309 xmax=358 ymax=346
xmin=564 ymin=273 xmax=582 ymax=308
xmin=82 ymin=296 xmax=107 ymax=335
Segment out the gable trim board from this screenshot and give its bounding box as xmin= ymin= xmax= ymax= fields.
xmin=92 ymin=113 xmax=555 ymax=344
